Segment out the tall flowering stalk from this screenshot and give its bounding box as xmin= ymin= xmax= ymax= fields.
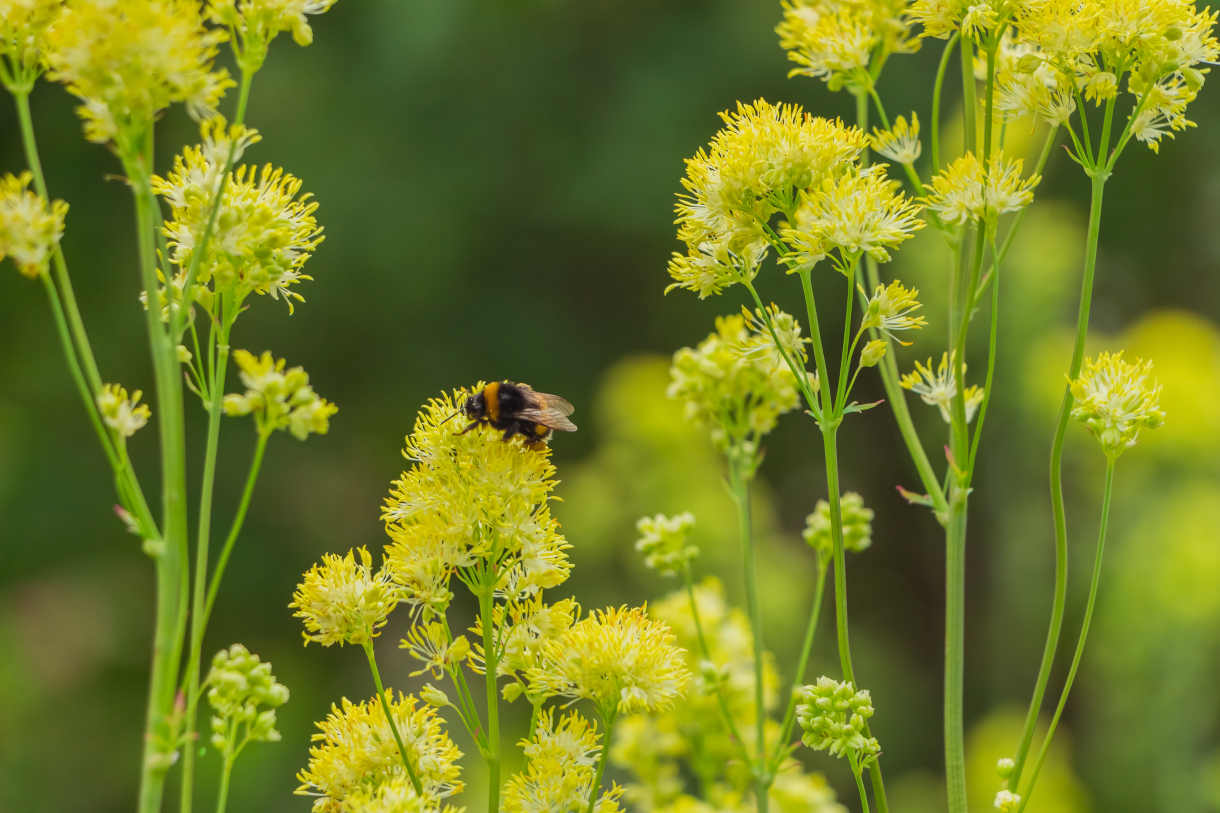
xmin=664 ymin=0 xmax=1209 ymax=811
xmin=0 ymin=2 xmax=339 ymax=812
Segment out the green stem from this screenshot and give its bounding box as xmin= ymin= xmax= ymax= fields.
xmin=478 ymin=579 xmax=501 ymax=813
xmin=853 ymin=762 xmax=873 ymax=813
xmin=967 ymin=234 xmax=1001 ymax=477
xmin=201 ymin=432 xmax=269 ymax=627
xmin=180 ymin=305 xmax=234 ymax=813
xmin=943 ymin=502 xmax=968 ymax=813
xmin=797 ymin=270 xmax=835 ymax=416
xmin=834 ymin=260 xmax=859 ymax=412
xmin=931 ymin=34 xmax=961 ymax=172
xmin=128 ymin=129 xmax=191 ymax=813
xmin=586 ymin=711 xmax=618 ymax=813
xmin=729 ymin=459 xmax=768 ymax=813
xmin=362 ymin=640 xmax=424 ymax=795
xmin=1008 ymin=171 xmax=1107 ymax=791
xmin=214 ymin=753 xmax=234 ymax=813
xmin=1015 ymin=462 xmax=1115 ymax=813
xmin=771 ymin=561 xmax=828 ymax=771
xmin=741 ymin=279 xmax=821 ymax=418
xmin=959 ymin=36 xmax=978 ymax=154
xmin=683 ymin=563 xmax=752 ymax=763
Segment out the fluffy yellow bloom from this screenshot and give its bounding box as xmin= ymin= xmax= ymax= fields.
xmin=901 ymin=352 xmax=984 ymax=423
xmin=909 ymin=0 xmax=1014 ymax=40
xmin=529 ymin=605 xmax=690 ymax=719
xmin=207 ymin=0 xmax=339 ymax=71
xmin=296 ymin=691 xmax=464 ymax=810
xmin=503 ymin=709 xmax=625 ymax=813
xmin=382 ymin=387 xmax=571 ymax=615
xmin=153 ymin=118 xmax=322 ymax=314
xmin=777 ymin=0 xmax=918 ymax=92
xmin=1069 ymin=351 xmax=1165 ymax=458
xmin=45 ymin=0 xmax=232 ymax=150
xmin=869 ymin=113 xmax=922 ymax=165
xmin=861 ymin=280 xmax=927 ymax=344
xmin=781 ymin=164 xmax=924 ymax=268
xmin=0 ymin=0 xmax=60 ymax=84
xmin=923 ymin=152 xmax=1039 ymax=225
xmin=341 ymin=776 xmax=464 ymax=813
xmin=0 ymin=172 xmax=67 ymax=278
xmin=992 ymin=33 xmax=1078 ymax=127
xmin=290 ymin=546 xmax=398 ymax=647
xmin=669 ymin=100 xmax=868 ymax=297
xmin=668 ymin=308 xmax=811 ymax=455
xmin=223 ymin=349 xmax=337 ymax=439
xmin=97 ymin=383 xmax=152 ymax=438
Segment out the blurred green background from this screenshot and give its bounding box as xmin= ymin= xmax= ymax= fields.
xmin=2 ymin=2 xmax=1219 ymax=811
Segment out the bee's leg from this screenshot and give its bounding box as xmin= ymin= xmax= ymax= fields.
xmin=456 ymin=420 xmax=480 ymax=435
xmin=502 ymin=425 xmax=518 ymax=442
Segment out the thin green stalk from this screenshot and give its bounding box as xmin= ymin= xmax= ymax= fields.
xmin=129 ymin=131 xmax=190 ymax=813
xmin=1015 ymin=462 xmax=1115 ymax=813
xmin=959 ymin=36 xmax=978 ymax=154
xmin=771 ymin=561 xmax=828 ymax=771
xmin=586 ymin=711 xmax=618 ymax=813
xmin=741 ymin=279 xmax=821 ymax=418
xmin=363 ymin=639 xmax=424 ymax=795
xmin=201 ymin=432 xmax=269 ymax=627
xmin=729 ymin=460 xmax=769 ymax=813
xmin=478 ymin=578 xmax=502 ymax=813
xmin=852 ymin=763 xmax=873 ymax=813
xmin=683 ymin=563 xmax=751 ymax=763
xmin=1008 ymin=172 xmax=1107 ymax=791
xmin=943 ymin=503 xmax=968 ymax=813
xmin=834 ymin=261 xmax=859 ymax=412
xmin=214 ymin=752 xmax=235 ymax=813
xmin=180 ymin=303 xmax=235 ymax=813
xmin=931 ymin=34 xmax=961 ymax=171
xmin=797 ymin=270 xmax=835 ymax=417
xmin=967 ymin=234 xmax=1001 ymax=477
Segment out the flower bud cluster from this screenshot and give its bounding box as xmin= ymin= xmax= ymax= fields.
xmin=205 ymin=643 xmax=289 ymax=751
xmin=97 ymin=383 xmax=152 ymax=439
xmin=635 ymin=512 xmax=698 ymax=577
xmin=223 ymin=349 xmax=337 ymax=439
xmin=796 ymin=677 xmax=880 ymax=762
xmin=0 ymin=172 xmax=67 ymax=279
xmin=803 ymin=492 xmax=874 ymax=561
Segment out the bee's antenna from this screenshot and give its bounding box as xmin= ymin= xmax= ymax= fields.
xmin=439 ymin=410 xmax=460 ymax=426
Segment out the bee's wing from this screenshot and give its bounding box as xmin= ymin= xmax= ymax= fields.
xmin=516 ymin=407 xmax=578 ymax=432
xmin=533 ymin=391 xmax=575 ymax=416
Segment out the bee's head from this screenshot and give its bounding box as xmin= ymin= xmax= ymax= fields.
xmin=463 ymin=392 xmax=484 ymax=418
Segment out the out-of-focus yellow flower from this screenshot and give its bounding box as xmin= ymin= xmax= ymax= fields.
xmin=635 ymin=512 xmax=698 ymax=577
xmin=207 ymin=0 xmax=338 ymax=72
xmin=295 ymin=691 xmax=463 ymax=809
xmin=97 ymin=384 xmax=151 ymax=439
xmin=669 ymin=308 xmax=812 ymax=456
xmin=777 ymin=0 xmax=918 ymax=93
xmin=870 ymin=113 xmax=922 ymax=165
xmin=0 ymin=0 xmax=61 ymax=85
xmin=223 ymin=349 xmax=337 ymax=439
xmin=781 ymin=164 xmax=925 ymax=268
xmin=45 ymin=0 xmax=232 ymax=151
xmin=923 ymin=152 xmax=1039 ymax=226
xmin=290 ymin=546 xmax=398 ymax=647
xmin=503 ymin=709 xmax=624 ymax=813
xmin=0 ymin=171 xmax=67 ymax=278
xmin=530 ymin=605 xmax=690 ymax=719
xmin=381 ymin=387 xmax=571 ymax=616
xmin=153 ymin=118 xmax=322 ymax=315
xmin=901 ymin=352 xmax=984 ymax=423
xmin=1069 ymin=351 xmax=1164 ymax=459
xmin=861 ymin=280 xmax=927 ymax=344
xmin=803 ymin=492 xmax=873 ymax=561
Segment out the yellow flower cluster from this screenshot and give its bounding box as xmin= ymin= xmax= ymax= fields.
xmin=296 ymin=691 xmax=464 ymax=812
xmin=1069 ymin=351 xmax=1165 ymax=459
xmin=776 ymin=0 xmax=918 ymax=93
xmin=223 ymin=349 xmax=338 ymax=439
xmin=1005 ymin=0 xmax=1219 ymax=151
xmin=97 ymin=383 xmax=152 ymax=439
xmin=381 ymin=387 xmax=571 ymax=616
xmin=0 ymin=171 xmax=67 ymax=278
xmin=529 ymin=604 xmax=691 ymax=719
xmin=901 ymin=352 xmax=984 ymax=424
xmin=668 ymin=308 xmax=811 ymax=455
xmin=45 ymin=0 xmax=232 ymax=151
xmin=869 ymin=113 xmax=922 ymax=166
xmin=466 ymin=594 xmax=579 ymax=702
xmin=0 ymin=0 xmax=60 ymax=84
xmin=910 ymin=0 xmax=1014 ymax=41
xmin=503 ymin=709 xmax=625 ymax=813
xmin=153 ymin=118 xmax=323 ymax=315
xmin=341 ymin=776 xmax=465 ymax=813
xmin=207 ymin=0 xmax=339 ymax=72
xmin=668 ymin=100 xmax=877 ymax=297
xmin=290 ymin=546 xmax=399 ymax=647
xmin=923 ymin=151 xmax=1039 ymax=226
xmin=861 ymin=280 xmax=927 ymax=345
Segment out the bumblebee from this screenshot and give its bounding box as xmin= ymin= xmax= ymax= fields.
xmin=461 ymin=381 xmax=577 ymax=444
